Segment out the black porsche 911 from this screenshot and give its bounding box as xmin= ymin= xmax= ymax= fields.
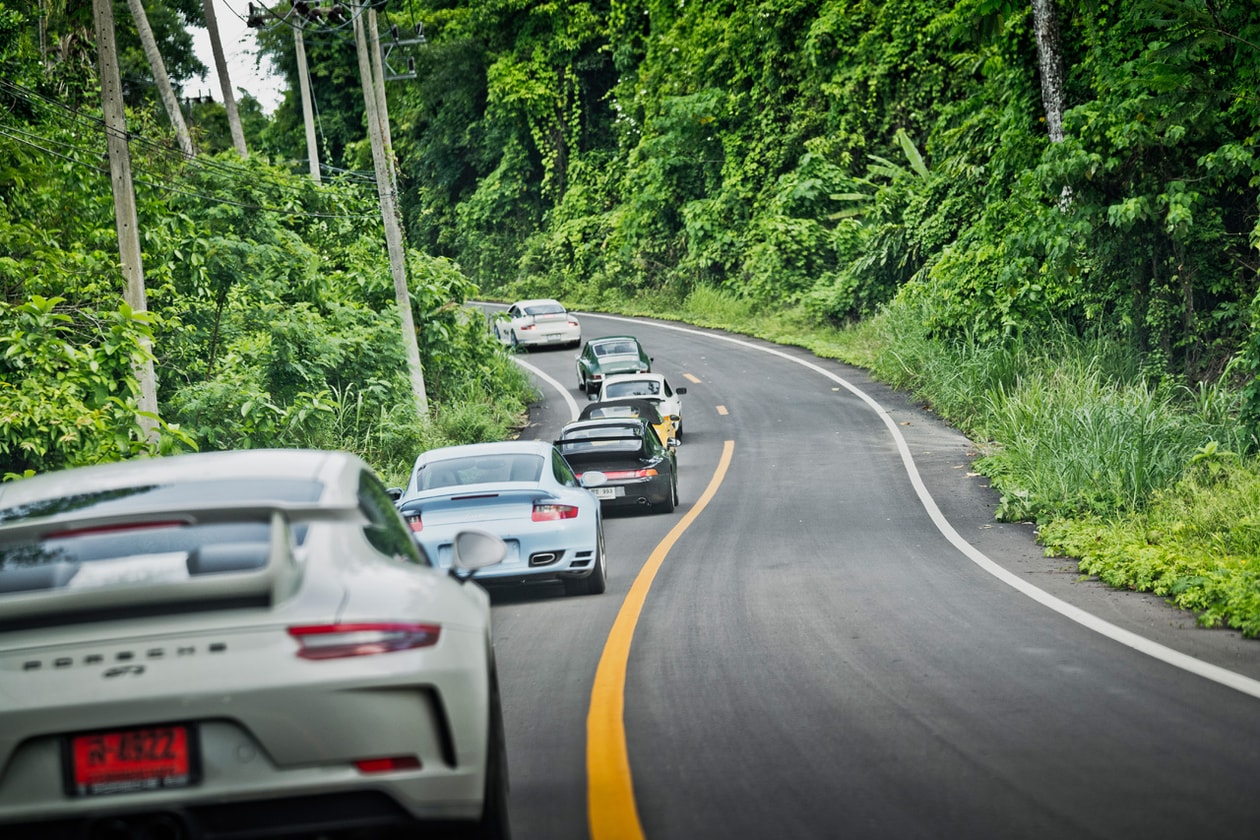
xmin=555 ymin=417 xmax=678 ymax=514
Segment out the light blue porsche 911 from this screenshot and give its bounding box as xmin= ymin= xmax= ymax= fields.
xmin=395 ymin=440 xmax=608 ymax=596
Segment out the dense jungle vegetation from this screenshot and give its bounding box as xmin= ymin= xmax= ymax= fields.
xmin=2 ymin=0 xmax=1259 ymax=634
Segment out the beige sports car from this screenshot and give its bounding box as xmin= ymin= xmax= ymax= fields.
xmin=0 ymin=449 xmax=509 ymax=840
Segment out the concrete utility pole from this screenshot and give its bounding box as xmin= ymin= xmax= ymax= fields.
xmin=293 ymin=17 xmax=321 ymax=181
xmin=126 ymin=0 xmax=196 ymax=157
xmin=203 ymin=0 xmax=249 ymax=157
xmin=93 ymin=0 xmax=160 ymax=440
xmin=353 ymin=7 xmax=428 ymax=415
xmin=367 ymin=7 xmax=396 ymax=191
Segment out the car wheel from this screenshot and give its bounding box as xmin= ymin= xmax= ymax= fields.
xmin=509 ymin=331 xmax=519 ymax=350
xmin=564 ymin=524 xmax=607 ymax=596
xmin=674 ymin=420 xmax=682 ymax=440
xmin=658 ymin=475 xmax=676 ymax=514
xmin=577 ymin=371 xmax=586 ymax=392
xmin=450 ymin=663 xmax=511 ymax=840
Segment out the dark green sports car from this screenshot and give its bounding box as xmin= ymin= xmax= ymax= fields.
xmin=575 ymin=335 xmax=653 ymax=392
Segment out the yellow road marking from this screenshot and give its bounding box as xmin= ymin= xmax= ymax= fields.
xmin=716 ymin=405 xmax=728 ymax=415
xmin=683 ymin=373 xmax=702 ymax=383
xmin=587 ymin=440 xmax=736 ymax=840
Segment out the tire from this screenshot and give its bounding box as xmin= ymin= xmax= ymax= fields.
xmin=564 ymin=524 xmax=607 ymax=596
xmin=658 ymin=474 xmax=676 ymax=514
xmin=509 ymin=331 xmax=519 ymax=350
xmin=577 ymin=370 xmax=586 ymax=392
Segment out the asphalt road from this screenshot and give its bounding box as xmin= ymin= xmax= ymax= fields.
xmin=485 ymin=310 xmax=1260 ymax=840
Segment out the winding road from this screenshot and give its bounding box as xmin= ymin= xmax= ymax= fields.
xmin=485 ymin=310 xmax=1260 ymax=840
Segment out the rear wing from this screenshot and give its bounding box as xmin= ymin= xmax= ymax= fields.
xmin=0 ymin=502 xmax=350 ymax=623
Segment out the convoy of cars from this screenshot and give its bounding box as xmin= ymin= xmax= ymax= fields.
xmin=0 ymin=307 xmax=684 ymax=836
xmin=0 ymin=449 xmax=511 ymax=839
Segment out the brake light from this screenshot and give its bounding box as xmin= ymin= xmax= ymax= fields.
xmin=601 ymin=469 xmax=659 ymax=479
xmin=533 ymin=503 xmax=579 ymax=521
xmin=354 ymin=756 xmax=422 ymax=773
xmin=288 ymin=623 xmax=441 ymax=659
xmin=405 ymin=513 xmax=422 ymax=532
xmin=520 ymin=323 xmax=536 ymax=331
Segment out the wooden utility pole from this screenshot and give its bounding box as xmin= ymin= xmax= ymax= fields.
xmin=203 ymin=0 xmax=249 ymax=157
xmin=353 ymin=6 xmax=428 ymax=415
xmin=294 ymin=17 xmax=321 ymax=181
xmin=126 ymin=0 xmax=196 ymax=157
xmin=93 ymin=0 xmax=160 ymax=439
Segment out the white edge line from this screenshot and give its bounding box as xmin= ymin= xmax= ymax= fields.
xmin=578 ymin=312 xmax=1260 ymax=700
xmin=512 ymin=356 xmax=581 ymax=422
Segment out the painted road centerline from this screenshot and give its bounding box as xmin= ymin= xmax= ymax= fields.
xmin=587 ymin=440 xmax=736 ymax=840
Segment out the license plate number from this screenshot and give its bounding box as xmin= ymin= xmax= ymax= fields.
xmin=67 ymin=725 xmax=197 ymax=796
xmin=592 ymin=487 xmax=621 ymax=500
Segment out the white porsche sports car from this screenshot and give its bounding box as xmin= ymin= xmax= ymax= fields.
xmin=492 ymin=299 xmax=581 ymax=349
xmin=0 ymin=449 xmax=510 ymax=840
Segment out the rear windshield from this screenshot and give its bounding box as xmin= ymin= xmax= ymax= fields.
xmin=604 ymin=380 xmax=660 ymax=398
xmin=594 ymin=341 xmax=638 ymax=357
xmin=418 ymin=454 xmax=544 ymax=489
xmin=0 ymin=520 xmax=276 ymax=596
xmin=525 ymin=303 xmax=565 ymax=316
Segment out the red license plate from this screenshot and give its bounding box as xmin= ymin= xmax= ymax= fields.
xmin=68 ymin=725 xmax=196 ymax=796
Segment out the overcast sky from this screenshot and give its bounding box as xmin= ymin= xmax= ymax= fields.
xmin=190 ymin=0 xmax=287 ymax=113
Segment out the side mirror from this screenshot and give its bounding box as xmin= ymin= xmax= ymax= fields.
xmin=386 ymin=487 xmax=403 ymax=502
xmin=676 ymin=386 xmax=688 ymax=395
xmin=450 ymin=529 xmax=508 ymax=583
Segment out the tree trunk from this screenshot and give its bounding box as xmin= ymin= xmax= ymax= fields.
xmin=203 ymin=0 xmax=249 ymax=157
xmin=126 ymin=0 xmax=196 ymax=157
xmin=1032 ymin=0 xmax=1066 ymax=143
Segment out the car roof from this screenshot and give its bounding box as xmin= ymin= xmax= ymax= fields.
xmin=513 ymin=298 xmax=565 ymax=309
xmin=588 ymin=335 xmax=639 ymax=345
xmin=416 ymin=439 xmax=555 ymax=465
xmin=0 ymin=449 xmax=362 ymax=516
xmin=601 ymin=372 xmax=666 ymax=385
xmin=561 ymin=417 xmax=647 ymax=434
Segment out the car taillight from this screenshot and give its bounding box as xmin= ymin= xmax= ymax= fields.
xmin=355 ymin=756 xmax=422 ymax=773
xmin=602 ymin=468 xmax=659 ymax=479
xmin=533 ymin=503 xmax=579 ymax=521
xmin=520 ymin=323 xmax=536 ymax=331
xmin=288 ymin=623 xmax=441 ymax=659
xmin=405 ymin=513 xmax=422 ymax=532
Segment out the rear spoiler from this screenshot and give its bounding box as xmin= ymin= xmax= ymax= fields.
xmin=0 ymin=504 xmax=340 ymax=622
xmin=399 ymin=487 xmax=557 ymax=510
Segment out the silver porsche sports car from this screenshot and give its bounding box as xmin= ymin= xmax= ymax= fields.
xmin=0 ymin=449 xmax=510 ymax=840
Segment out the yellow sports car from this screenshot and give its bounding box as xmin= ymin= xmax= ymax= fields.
xmin=579 ymin=399 xmax=678 ymax=449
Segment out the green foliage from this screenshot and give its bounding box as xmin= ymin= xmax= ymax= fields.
xmin=0 ymin=297 xmax=194 ymax=477
xmin=1040 ymin=452 xmax=1260 ymax=637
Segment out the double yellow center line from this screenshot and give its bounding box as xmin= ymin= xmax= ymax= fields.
xmin=586 ymin=439 xmax=736 ymax=840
